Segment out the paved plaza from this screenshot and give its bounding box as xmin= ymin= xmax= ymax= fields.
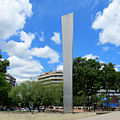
xmin=77 ymin=111 xmax=120 ymax=120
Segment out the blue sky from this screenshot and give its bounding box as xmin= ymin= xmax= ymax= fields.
xmin=0 ymin=0 xmax=120 ymax=82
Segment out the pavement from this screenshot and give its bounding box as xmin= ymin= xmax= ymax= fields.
xmin=76 ymin=111 xmax=120 ymax=120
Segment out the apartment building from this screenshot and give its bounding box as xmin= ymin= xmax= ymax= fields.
xmin=6 ymin=73 xmax=16 ymax=87
xmin=38 ymin=70 xmax=63 ymax=84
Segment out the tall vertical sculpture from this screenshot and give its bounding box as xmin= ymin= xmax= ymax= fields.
xmin=62 ymin=13 xmax=74 ymax=113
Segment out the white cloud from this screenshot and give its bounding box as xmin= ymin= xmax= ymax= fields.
xmin=0 ymin=0 xmax=60 ymax=82
xmin=83 ymin=53 xmax=99 ymax=60
xmin=35 ymin=32 xmax=45 ymax=42
xmin=0 ymin=0 xmax=32 ymax=40
xmin=0 ymin=31 xmax=43 ymax=82
xmin=8 ymin=56 xmax=43 ymax=82
xmin=20 ymin=31 xmax=35 ymax=48
xmin=51 ymin=32 xmax=61 ymax=44
xmin=117 ymin=65 xmax=120 ymax=67
xmin=31 ymin=46 xmax=59 ymax=63
xmin=56 ymin=65 xmax=63 ymax=71
xmin=0 ymin=31 xmax=34 ymax=59
xmin=99 ymin=65 xmax=104 ymax=70
xmin=0 ymin=31 xmax=59 ymax=82
xmin=92 ymin=0 xmax=120 ymax=46
xmin=39 ymin=32 xmax=45 ymax=42
xmin=114 ymin=67 xmax=118 ymax=71
xmin=99 ymin=61 xmax=105 ymax=64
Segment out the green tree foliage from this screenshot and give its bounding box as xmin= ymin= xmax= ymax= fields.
xmin=100 ymin=62 xmax=117 ymax=110
xmin=101 ymin=62 xmax=116 ymax=90
xmin=115 ymin=72 xmax=120 ymax=91
xmin=9 ymin=81 xmax=63 ymax=110
xmin=73 ymin=57 xmax=120 ymax=110
xmin=73 ymin=57 xmax=102 ymax=107
xmin=41 ymin=83 xmax=63 ymax=107
xmin=0 ymin=52 xmax=11 ymax=106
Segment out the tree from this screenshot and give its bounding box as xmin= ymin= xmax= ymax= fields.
xmin=0 ymin=51 xmax=11 ymax=107
xmin=115 ymin=72 xmax=120 ymax=91
xmin=41 ymin=83 xmax=63 ymax=107
xmin=73 ymin=57 xmax=120 ymax=111
xmin=101 ymin=62 xmax=117 ymax=110
xmin=73 ymin=57 xmax=102 ymax=110
xmin=8 ymin=85 xmax=22 ymax=109
xmin=9 ymin=81 xmax=63 ymax=111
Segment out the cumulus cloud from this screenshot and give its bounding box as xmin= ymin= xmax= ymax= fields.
xmin=0 ymin=31 xmax=34 ymax=59
xmin=0 ymin=0 xmax=60 ymax=82
xmin=83 ymin=53 xmax=99 ymax=60
xmin=92 ymin=0 xmax=120 ymax=46
xmin=8 ymin=56 xmax=43 ymax=81
xmin=51 ymin=32 xmax=61 ymax=44
xmin=31 ymin=46 xmax=59 ymax=63
xmin=56 ymin=65 xmax=63 ymax=71
xmin=0 ymin=31 xmax=43 ymax=82
xmin=0 ymin=0 xmax=32 ymax=40
xmin=0 ymin=31 xmax=59 ymax=82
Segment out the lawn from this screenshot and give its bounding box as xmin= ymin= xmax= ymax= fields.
xmin=0 ymin=112 xmax=96 ymax=120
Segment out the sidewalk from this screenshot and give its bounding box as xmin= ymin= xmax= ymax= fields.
xmin=76 ymin=111 xmax=120 ymax=120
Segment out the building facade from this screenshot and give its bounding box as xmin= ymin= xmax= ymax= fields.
xmin=6 ymin=73 xmax=16 ymax=86
xmin=38 ymin=71 xmax=63 ymax=84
